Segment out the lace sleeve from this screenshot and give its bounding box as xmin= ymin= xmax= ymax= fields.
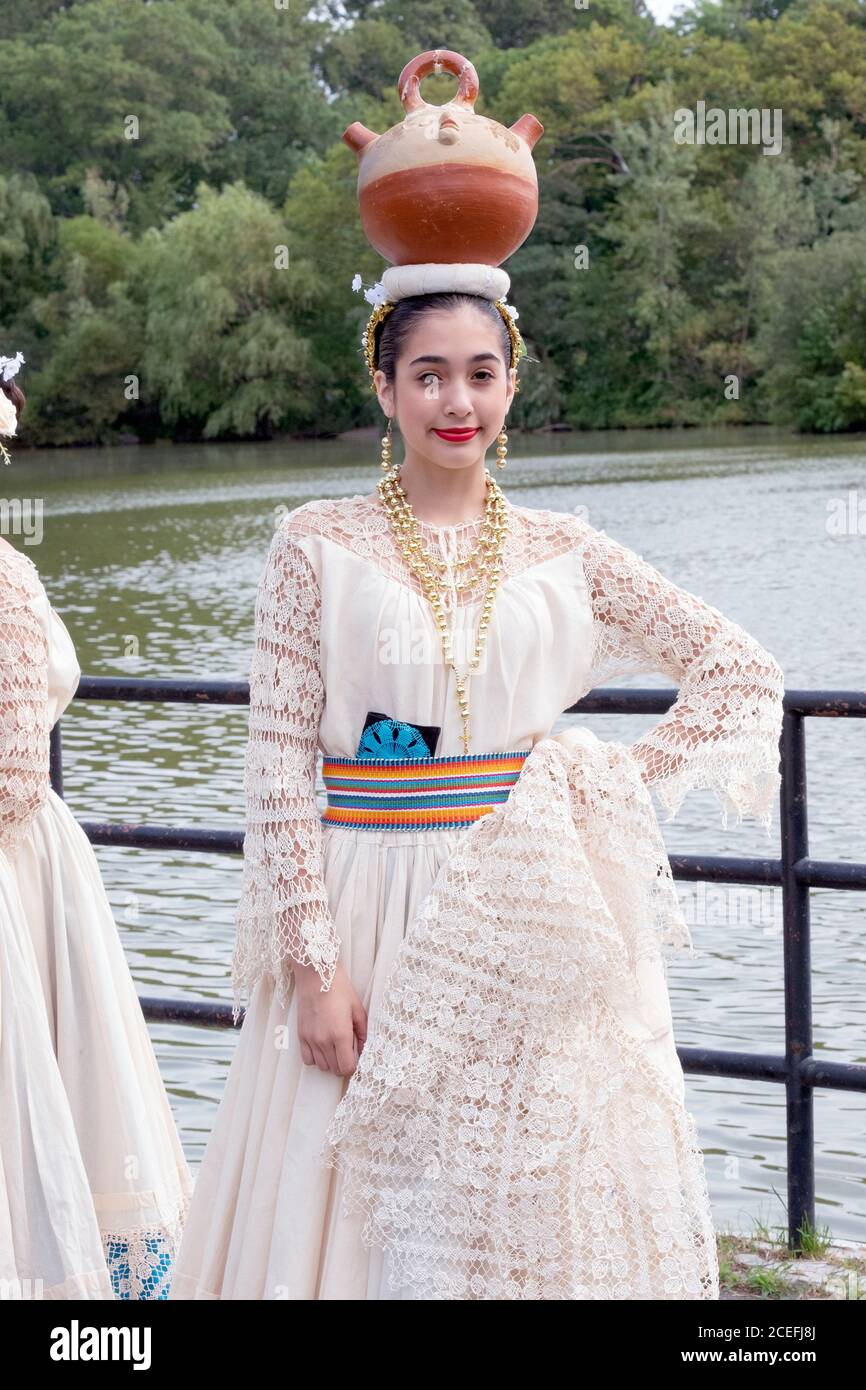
xmin=231 ymin=520 xmax=341 ymax=1023
xmin=578 ymin=525 xmax=785 ymax=837
xmin=0 ymin=548 xmax=50 ymax=855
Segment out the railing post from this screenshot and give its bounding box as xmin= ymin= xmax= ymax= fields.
xmin=779 ymin=708 xmax=815 ymax=1252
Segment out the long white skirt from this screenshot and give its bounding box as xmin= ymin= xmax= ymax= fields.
xmin=170 ymin=823 xmax=467 ymax=1300
xmin=0 ymin=789 xmax=193 ymax=1299
xmin=170 ymin=818 xmax=706 ymax=1300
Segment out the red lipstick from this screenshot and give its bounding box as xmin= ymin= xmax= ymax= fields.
xmin=433 ymin=427 xmax=480 ymax=442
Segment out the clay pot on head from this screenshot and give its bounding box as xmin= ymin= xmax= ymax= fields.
xmin=343 ymin=49 xmax=544 ymax=267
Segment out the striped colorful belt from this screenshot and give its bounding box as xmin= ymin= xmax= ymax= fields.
xmin=320 ymin=749 xmax=531 ymax=831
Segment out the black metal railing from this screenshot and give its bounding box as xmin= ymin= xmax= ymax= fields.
xmin=49 ymin=677 xmax=866 ymax=1252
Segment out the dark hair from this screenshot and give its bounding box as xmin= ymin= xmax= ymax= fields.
xmin=1 ymin=377 xmax=25 ymax=426
xmin=375 ymin=293 xmax=513 ymax=385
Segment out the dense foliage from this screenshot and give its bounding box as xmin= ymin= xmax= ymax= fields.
xmin=1 ymin=0 xmax=865 ymax=442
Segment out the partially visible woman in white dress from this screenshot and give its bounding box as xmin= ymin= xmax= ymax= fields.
xmin=0 ymin=533 xmax=193 ymax=1298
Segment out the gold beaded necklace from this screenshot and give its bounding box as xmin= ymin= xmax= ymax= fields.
xmin=377 ymin=465 xmax=510 ymax=754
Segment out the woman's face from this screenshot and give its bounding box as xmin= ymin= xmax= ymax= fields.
xmin=374 ymin=305 xmax=516 ymax=471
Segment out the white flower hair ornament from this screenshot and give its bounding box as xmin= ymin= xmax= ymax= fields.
xmin=0 ymin=351 xmax=25 ymax=465
xmin=351 ymin=272 xmax=389 ymax=310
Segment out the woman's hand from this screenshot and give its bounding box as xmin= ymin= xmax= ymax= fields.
xmin=293 ymin=959 xmax=367 ymax=1078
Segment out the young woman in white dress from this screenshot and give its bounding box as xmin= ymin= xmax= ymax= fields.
xmin=169 ymin=292 xmax=784 ymax=1300
xmin=0 ymin=365 xmax=193 ymax=1299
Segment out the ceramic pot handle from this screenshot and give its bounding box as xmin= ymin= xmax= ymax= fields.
xmin=397 ymin=49 xmax=479 ymax=114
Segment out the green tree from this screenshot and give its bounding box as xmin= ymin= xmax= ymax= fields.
xmin=20 ymin=216 xmax=145 ymax=446
xmin=0 ymin=0 xmax=232 ymax=228
xmin=580 ymin=97 xmax=709 ymax=423
xmin=755 ymin=228 xmax=866 ymax=431
xmin=675 ymin=0 xmax=804 ymax=39
xmin=0 ymin=174 xmax=58 ymax=326
xmin=137 ymin=181 xmax=321 ymax=440
xmin=726 ymin=155 xmax=817 ymax=391
xmin=181 ymin=0 xmax=343 ymax=205
xmin=318 ymin=1 xmax=491 ymax=101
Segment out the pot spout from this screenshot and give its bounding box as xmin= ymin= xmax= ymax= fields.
xmin=510 ymin=113 xmax=544 ymax=150
xmin=342 ymin=122 xmax=379 ymax=157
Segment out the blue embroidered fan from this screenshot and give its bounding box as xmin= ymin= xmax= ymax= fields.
xmin=356 ymin=711 xmax=441 ymax=759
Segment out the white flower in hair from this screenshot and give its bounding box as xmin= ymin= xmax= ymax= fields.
xmin=500 ymin=301 xmax=519 ymax=322
xmin=351 ymin=272 xmax=388 ymax=310
xmin=365 ymin=280 xmax=388 ymax=309
xmin=0 ymin=350 xmax=25 ymax=382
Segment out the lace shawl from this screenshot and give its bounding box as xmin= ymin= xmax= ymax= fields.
xmin=321 ymin=727 xmax=720 ymax=1300
xmin=0 ymin=545 xmax=51 ymax=856
xmin=231 ymin=501 xmax=785 ymax=1020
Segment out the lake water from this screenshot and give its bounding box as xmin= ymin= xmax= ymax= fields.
xmin=10 ymin=424 xmax=866 ymax=1243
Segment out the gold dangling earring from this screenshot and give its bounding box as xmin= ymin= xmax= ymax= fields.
xmin=380 ymin=416 xmax=393 ymax=472
xmin=495 ymin=426 xmax=508 ymax=469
